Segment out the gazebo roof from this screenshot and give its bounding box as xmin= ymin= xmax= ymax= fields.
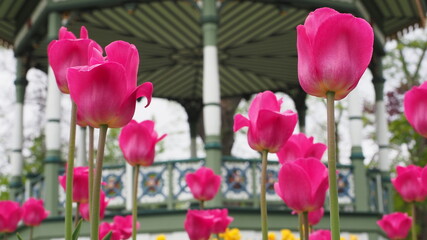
xmin=1 ymin=0 xmax=426 ymax=101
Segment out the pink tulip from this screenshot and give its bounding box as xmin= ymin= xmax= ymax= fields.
xmin=377 ymin=212 xmax=412 ymax=240
xmin=404 ymin=81 xmax=427 ymax=137
xmin=297 ymin=7 xmax=374 ymax=100
xmin=391 ymin=165 xmax=427 ymax=202
xmin=185 ymin=167 xmax=221 ymax=201
xmin=119 ymin=120 xmax=166 ymax=167
xmin=68 ymin=41 xmax=153 ymax=128
xmin=113 ymin=215 xmax=140 ymax=239
xmin=99 ymin=222 xmax=122 ymax=240
xmin=59 ymin=166 xmax=90 ymax=203
xmin=309 ymin=230 xmax=331 ymax=240
xmin=48 ymin=26 xmax=102 ymax=94
xmin=234 ymin=91 xmax=298 ymax=153
xmin=98 ymin=215 xmax=138 ymax=240
xmin=275 ymin=158 xmax=328 ymax=213
xmin=184 ymin=210 xmax=215 ymax=240
xmin=22 ymin=198 xmax=50 ymax=226
xmin=79 ymin=191 xmax=109 ymax=221
xmin=0 ymin=200 xmax=22 ymax=233
xmin=277 ymin=133 xmax=326 ymax=164
xmin=308 ymin=207 xmax=324 ymax=226
xmin=209 ymin=209 xmax=234 ymax=234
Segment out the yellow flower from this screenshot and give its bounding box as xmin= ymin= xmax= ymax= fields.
xmin=349 ymin=235 xmax=358 ymax=240
xmin=155 ymin=234 xmax=166 ymax=240
xmin=281 ymin=229 xmax=296 ymax=240
xmin=268 ymin=232 xmax=276 ymax=240
xmin=220 ymin=228 xmax=242 ymax=240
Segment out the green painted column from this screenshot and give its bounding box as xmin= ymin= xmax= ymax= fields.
xmin=348 ymin=91 xmax=369 ymax=212
xmin=371 ymin=54 xmax=390 ymax=172
xmin=370 ymin=53 xmax=392 ymax=213
xmin=9 ymin=57 xmax=28 ymax=201
xmin=202 ymin=0 xmax=222 ymax=207
xmin=43 ymin=12 xmax=62 ymax=217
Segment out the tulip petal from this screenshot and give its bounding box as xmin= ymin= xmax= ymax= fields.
xmin=303 ymin=7 xmax=339 ymax=41
xmin=80 ymin=26 xmax=88 ymax=39
xmin=306 ymin=143 xmax=327 ymax=160
xmin=248 ymin=91 xmax=281 ymax=122
xmin=233 ymin=114 xmax=250 ymax=132
xmin=253 ymin=109 xmax=297 ymax=153
xmin=392 ymin=171 xmax=422 ymax=202
xmin=105 ymin=41 xmax=140 ymax=90
xmin=59 ymin=27 xmax=76 ymax=40
xmin=312 ymin=14 xmax=373 ymax=100
xmin=68 ymin=62 xmax=127 ymax=128
xmin=279 ymin=162 xmax=312 ymax=212
xmin=135 ymin=82 xmax=153 ymax=108
xmin=297 ymin=25 xmax=325 ymax=98
xmin=276 ymin=139 xmax=302 ymax=164
xmin=404 ymin=83 xmax=427 ymax=137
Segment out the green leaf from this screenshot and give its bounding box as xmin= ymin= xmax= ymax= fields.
xmin=16 ymin=233 xmax=24 ymax=240
xmin=102 ymin=231 xmax=112 ymax=240
xmin=72 ymin=219 xmax=84 ymax=240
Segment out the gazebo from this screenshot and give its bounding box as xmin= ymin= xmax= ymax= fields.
xmin=0 ymin=0 xmax=425 ymax=239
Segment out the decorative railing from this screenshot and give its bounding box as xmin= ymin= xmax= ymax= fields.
xmin=19 ymin=157 xmax=390 ymax=213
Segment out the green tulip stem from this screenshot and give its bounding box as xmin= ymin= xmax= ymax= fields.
xmin=298 ymin=213 xmax=303 ymax=240
xmin=88 ymin=126 xmax=94 ymax=227
xmin=132 ymin=165 xmax=140 ymax=240
xmin=260 ymin=150 xmax=269 ymax=240
xmin=74 ymin=202 xmax=80 ymax=227
xmin=412 ymin=202 xmax=417 ymax=240
xmin=200 ymin=200 xmax=205 ymax=210
xmin=303 ymin=211 xmax=309 ymax=240
xmin=29 ymin=226 xmax=34 ymax=240
xmin=326 ymin=91 xmax=341 ymax=240
xmin=90 ymin=125 xmax=108 ymax=240
xmin=65 ymin=101 xmax=77 ymax=240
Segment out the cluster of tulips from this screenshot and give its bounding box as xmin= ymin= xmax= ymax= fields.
xmin=375 ymin=81 xmax=427 ymax=240
xmin=47 ymin=23 xmax=164 ymax=240
xmin=14 ymin=2 xmax=427 ymax=240
xmin=0 ymin=198 xmax=49 ymax=234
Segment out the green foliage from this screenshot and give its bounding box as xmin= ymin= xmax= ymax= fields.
xmin=104 ymin=128 xmax=124 ymax=165
xmin=25 ymin=133 xmax=45 ymax=175
xmin=72 ymin=219 xmax=83 ymax=240
xmin=0 ymin=176 xmax=9 ymax=200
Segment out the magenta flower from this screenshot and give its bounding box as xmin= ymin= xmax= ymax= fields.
xmin=48 ymin=26 xmax=102 ymax=94
xmin=59 ymin=166 xmax=89 ymax=203
xmin=79 ymin=191 xmax=109 ymax=221
xmin=209 ymin=209 xmax=234 ymax=234
xmin=297 ymin=7 xmax=374 ymax=100
xmin=309 ymin=230 xmax=331 ymax=240
xmin=22 ymin=198 xmax=50 ymax=226
xmin=113 ymin=215 xmax=140 ymax=239
xmin=184 ymin=210 xmax=215 ymax=240
xmin=391 ymin=165 xmax=427 ymax=202
xmin=99 ymin=222 xmax=122 ymax=240
xmin=68 ymin=41 xmax=153 ymax=128
xmin=234 ymin=91 xmax=298 ymax=153
xmin=404 ymin=81 xmax=427 ymax=137
xmin=98 ymin=215 xmax=138 ymax=240
xmin=275 ymin=158 xmax=329 ymax=213
xmin=377 ymin=212 xmax=412 ymax=240
xmin=0 ymin=200 xmax=22 ymax=233
xmin=185 ymin=167 xmax=221 ymax=202
xmin=308 ymin=207 xmax=324 ymax=226
xmin=119 ymin=120 xmax=166 ymax=167
xmin=277 ymin=133 xmax=326 ymax=164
